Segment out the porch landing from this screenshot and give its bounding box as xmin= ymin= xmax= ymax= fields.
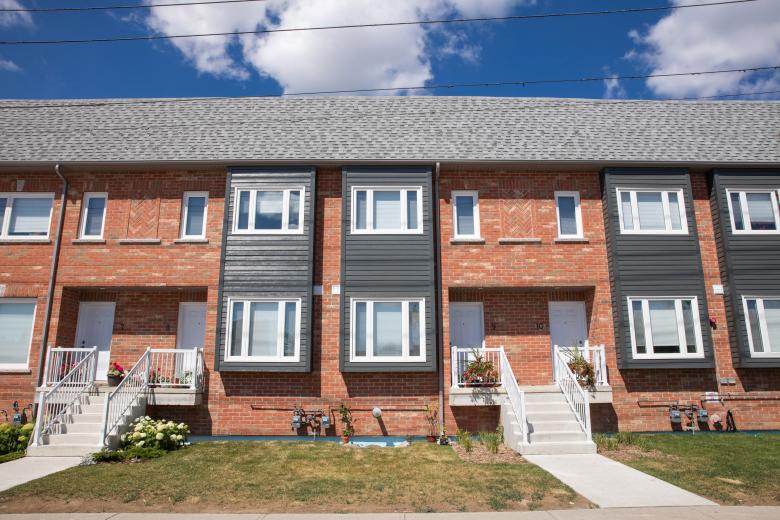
xmin=450 ymin=384 xmax=612 ymax=406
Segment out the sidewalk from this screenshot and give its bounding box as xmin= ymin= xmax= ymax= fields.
xmin=0 ymin=457 xmax=82 ymax=493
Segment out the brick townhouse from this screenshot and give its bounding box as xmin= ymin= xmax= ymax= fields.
xmin=1 ymin=97 xmax=779 ymax=455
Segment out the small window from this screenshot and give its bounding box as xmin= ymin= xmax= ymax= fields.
xmin=225 ymin=299 xmax=300 ymax=361
xmin=350 ymin=298 xmax=425 ymax=362
xmin=742 ymin=297 xmax=780 ymax=357
xmin=181 ymin=192 xmax=208 ymax=239
xmin=79 ymin=192 xmax=107 ymax=239
xmin=0 ymin=299 xmax=36 ymax=369
xmin=555 ymin=191 xmax=583 ymax=239
xmin=452 ymin=191 xmax=480 ymax=239
xmin=0 ymin=193 xmax=54 ymax=240
xmin=351 ymin=187 xmax=422 ymax=234
xmin=727 ymin=190 xmax=780 ymax=234
xmin=233 ymin=188 xmax=304 ymax=234
xmin=627 ymin=297 xmax=704 ymax=359
xmin=616 ymin=189 xmax=687 ymax=234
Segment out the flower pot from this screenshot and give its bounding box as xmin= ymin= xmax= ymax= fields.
xmin=426 ymin=435 xmax=437 ymax=442
xmin=107 ymin=374 xmax=123 ymax=387
xmin=341 ymin=434 xmax=350 ymax=444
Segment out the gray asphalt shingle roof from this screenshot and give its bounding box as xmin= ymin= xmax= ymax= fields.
xmin=1 ymin=96 xmax=779 ymax=164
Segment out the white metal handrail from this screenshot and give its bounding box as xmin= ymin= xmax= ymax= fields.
xmin=31 ymin=347 xmax=97 ymax=446
xmin=554 ymin=342 xmax=608 ymax=386
xmin=553 ymin=348 xmax=592 ymax=440
xmin=148 ymin=348 xmax=204 ymax=389
xmin=450 ymin=346 xmax=503 ymax=387
xmin=100 ymin=348 xmax=150 ymax=446
xmin=499 ymin=348 xmax=528 ymax=446
xmin=42 ymin=347 xmax=97 ymax=386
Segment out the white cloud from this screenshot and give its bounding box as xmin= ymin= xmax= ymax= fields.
xmin=628 ymin=0 xmax=780 ymax=97
xmin=0 ymin=0 xmax=33 ymax=28
xmin=0 ymin=57 xmax=20 ymax=72
xmin=603 ymin=75 xmax=626 ymax=99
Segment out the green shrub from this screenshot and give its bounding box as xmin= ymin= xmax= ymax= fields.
xmin=120 ymin=416 xmax=189 ymax=451
xmin=479 ymin=429 xmax=502 ymax=455
xmin=93 ymin=449 xmax=126 ymax=463
xmin=456 ymin=429 xmax=473 ymax=452
xmin=93 ymin=446 xmax=167 ymax=463
xmin=0 ymin=422 xmax=34 ymax=455
xmin=594 ymin=432 xmax=648 ymax=452
xmin=594 ymin=433 xmax=618 ymax=451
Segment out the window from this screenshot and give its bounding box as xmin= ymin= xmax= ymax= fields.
xmin=350 ymin=298 xmax=425 ymax=362
xmin=617 ymin=189 xmax=687 ymax=234
xmin=0 ymin=299 xmax=36 ymax=370
xmin=225 ymin=299 xmax=300 ymax=361
xmin=452 ymin=191 xmax=480 ymax=239
xmin=727 ymin=190 xmax=780 ymax=234
xmin=351 ymin=187 xmax=422 ymax=234
xmin=180 ymin=191 xmax=208 ymax=239
xmin=78 ymin=192 xmax=107 ymax=239
xmin=233 ymin=188 xmax=303 ymax=234
xmin=555 ymin=191 xmax=583 ymax=239
xmin=742 ymin=297 xmax=780 ymax=357
xmin=0 ymin=193 xmax=54 ymax=240
xmin=627 ymin=297 xmax=704 ymax=358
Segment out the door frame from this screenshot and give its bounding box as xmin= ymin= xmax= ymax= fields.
xmin=449 ymin=302 xmax=485 ymax=348
xmin=548 ymin=301 xmax=588 ymax=379
xmin=75 ymin=301 xmax=116 ymax=381
xmin=176 ymin=302 xmax=207 ymax=349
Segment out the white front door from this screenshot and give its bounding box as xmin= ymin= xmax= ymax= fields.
xmin=450 ymin=303 xmax=485 ymax=348
xmin=549 ymin=301 xmax=588 ymax=351
xmin=75 ymin=302 xmax=116 ymax=381
xmin=177 ymin=302 xmax=206 ymax=350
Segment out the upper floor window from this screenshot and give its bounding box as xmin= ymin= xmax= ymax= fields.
xmin=628 ymin=296 xmax=704 ymax=359
xmin=0 ymin=193 xmax=54 ymax=240
xmin=743 ymin=297 xmax=780 ymax=357
xmin=0 ymin=299 xmax=36 ymax=370
xmin=617 ymin=188 xmax=687 ymax=234
xmin=79 ymin=192 xmax=107 ymax=239
xmin=452 ymin=191 xmax=480 ymax=239
xmin=351 ymin=187 xmax=422 ymax=234
xmin=181 ymin=191 xmax=208 ymax=239
xmin=727 ymin=189 xmax=780 ymax=234
xmin=555 ymin=191 xmax=583 ymax=239
xmin=350 ymin=298 xmax=425 ymax=362
xmin=226 ymin=299 xmax=300 ymax=362
xmin=234 ymin=188 xmax=303 ymax=234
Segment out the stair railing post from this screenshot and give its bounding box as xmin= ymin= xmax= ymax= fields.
xmin=144 ymin=347 xmax=151 ymax=387
xmin=450 ymin=345 xmax=457 ymax=388
xmin=90 ymin=346 xmax=98 ymax=385
xmin=31 ymin=392 xmax=46 ymax=447
xmin=41 ymin=345 xmax=52 ymax=388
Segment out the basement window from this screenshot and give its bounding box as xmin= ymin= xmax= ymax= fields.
xmin=351 ymin=187 xmax=422 ymax=234
xmin=226 ymin=299 xmax=300 ymax=362
xmin=350 ymin=298 xmax=425 ymax=362
xmin=0 ymin=299 xmax=36 ymax=370
xmin=234 ymin=188 xmax=304 ymax=234
xmin=726 ymin=190 xmax=780 ymax=234
xmin=0 ymin=193 xmax=54 ymax=240
xmin=617 ymin=188 xmax=687 ymax=234
xmin=743 ymin=297 xmax=780 ymax=357
xmin=627 ymin=297 xmax=704 ymax=359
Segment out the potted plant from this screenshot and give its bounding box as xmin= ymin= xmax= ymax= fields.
xmin=339 ymin=403 xmax=353 ymax=444
xmin=107 ymin=361 xmax=126 ymax=387
xmin=464 ymin=350 xmax=498 ymax=387
xmin=562 ymin=346 xmax=596 ymax=390
xmin=424 ymin=402 xmax=438 ymax=442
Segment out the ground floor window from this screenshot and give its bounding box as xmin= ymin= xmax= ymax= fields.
xmin=226 ymin=299 xmax=300 ymax=362
xmin=350 ymin=298 xmax=425 ymax=362
xmin=0 ymin=299 xmax=36 ymax=369
xmin=743 ymin=297 xmax=780 ymax=357
xmin=627 ymin=297 xmax=704 ymax=359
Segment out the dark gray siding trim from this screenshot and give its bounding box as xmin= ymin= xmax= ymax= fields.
xmin=603 ymin=168 xmax=715 ymax=369
xmin=712 ymin=169 xmax=780 ymax=368
xmin=340 ymin=167 xmax=437 ymax=372
xmin=215 ymin=167 xmax=316 ymax=372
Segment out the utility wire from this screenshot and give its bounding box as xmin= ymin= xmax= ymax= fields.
xmin=0 ymin=0 xmax=760 ymax=44
xmin=0 ymin=0 xmax=271 ymax=11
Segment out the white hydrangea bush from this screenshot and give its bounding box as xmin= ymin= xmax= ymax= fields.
xmin=120 ymin=416 xmax=190 ymax=451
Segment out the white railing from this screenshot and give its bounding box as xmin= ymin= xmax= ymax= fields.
xmin=100 ymin=348 xmax=150 ymax=446
xmin=148 ymin=348 xmax=204 ymax=389
xmin=499 ymin=348 xmax=528 ymax=446
xmin=553 ymin=348 xmax=592 ymax=440
xmin=42 ymin=347 xmax=97 ymax=386
xmin=31 ymin=347 xmax=97 ymax=446
xmin=450 ymin=346 xmax=503 ymax=387
xmin=554 ymin=342 xmax=608 ymax=386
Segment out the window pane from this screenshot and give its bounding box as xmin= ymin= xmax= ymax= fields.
xmin=288 ymin=191 xmax=300 ymax=231
xmin=237 ymin=191 xmax=250 ymax=230
xmin=636 ymin=192 xmax=665 ymax=230
xmin=9 ymin=197 xmax=51 ymax=236
xmin=184 ymin=196 xmax=205 ymax=236
xmin=373 ymin=302 xmax=402 ymax=356
xmin=374 ymin=191 xmax=401 ymax=230
xmin=248 ymin=302 xmax=278 ymax=356
xmin=229 ymin=302 xmax=244 ymax=357
xmin=668 ymin=192 xmax=682 ymax=230
xmin=730 ymin=192 xmax=744 ymax=230
xmin=557 ymin=195 xmax=578 ymax=236
xmin=0 ymin=302 xmax=35 ymax=365
xmin=648 ymin=300 xmax=680 ymax=354
xmin=455 ymin=195 xmax=475 ymax=236
xmin=746 ymin=299 xmax=764 ymax=353
xmin=632 ymin=300 xmax=646 ymax=354
xmin=407 ymin=191 xmax=418 ymax=230
xmin=354 ymin=302 xmax=367 ymax=357
xmin=409 ymin=302 xmax=421 ymax=357
xmin=83 ymin=196 xmax=106 ymax=237
xmin=0 ymin=198 xmax=7 ymax=233
xmin=283 ymin=302 xmax=297 ymax=357
xmin=620 ymin=191 xmax=634 ymax=230
xmin=255 ymin=191 xmax=284 ymax=230
xmin=355 ymin=191 xmax=367 ymax=230
xmin=763 ymin=300 xmax=780 ymax=353
xmin=746 ymin=193 xmax=776 ymax=230
xmin=681 ymin=300 xmax=697 ymax=353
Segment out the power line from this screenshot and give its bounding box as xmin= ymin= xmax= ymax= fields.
xmin=0 ymin=0 xmax=760 ymax=44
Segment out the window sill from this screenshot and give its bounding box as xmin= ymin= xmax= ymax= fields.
xmin=0 ymin=239 xmax=51 ymax=244
xmin=554 ymin=238 xmax=589 ymax=243
xmin=450 ymin=238 xmax=485 ymax=245
xmin=117 ymin=238 xmax=161 ymax=245
xmin=498 ymin=237 xmax=542 ymax=244
xmin=174 ymin=238 xmax=209 ymax=244
xmin=0 ymin=368 xmax=31 ymax=374
xmin=72 ymin=238 xmax=106 ymax=244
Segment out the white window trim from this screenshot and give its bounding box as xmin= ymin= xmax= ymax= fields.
xmin=0 ymin=192 xmax=55 ymax=240
xmin=0 ymin=298 xmax=37 ymax=370
xmin=452 ymin=190 xmax=481 ymax=239
xmin=180 ymin=191 xmax=208 ymax=239
xmin=349 ymin=298 xmax=426 ymax=362
xmin=350 ymin=186 xmax=424 ymax=235
xmin=742 ymin=296 xmax=780 ymax=358
xmin=554 ymin=191 xmax=584 ymax=239
xmin=726 ymin=189 xmax=780 ymax=235
xmin=224 ymin=298 xmax=301 ymax=362
xmin=616 ymin=188 xmax=688 ymax=235
xmin=232 ymin=187 xmax=305 ymax=235
xmin=78 ymin=192 xmax=108 ymax=239
xmin=627 ymin=296 xmax=705 ymax=359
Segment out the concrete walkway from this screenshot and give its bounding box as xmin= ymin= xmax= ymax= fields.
xmin=0 ymin=456 xmax=82 ymax=493
xmin=525 ymin=454 xmax=716 ymax=508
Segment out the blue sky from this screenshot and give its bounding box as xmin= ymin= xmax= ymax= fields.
xmin=1 ymin=0 xmax=778 ymax=100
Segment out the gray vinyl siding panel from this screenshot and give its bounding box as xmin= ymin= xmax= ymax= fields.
xmin=340 ymin=167 xmax=437 ymax=372
xmin=215 ymin=167 xmax=316 ymax=372
xmin=603 ymin=168 xmax=715 ymax=369
xmin=712 ymin=169 xmax=780 ymax=368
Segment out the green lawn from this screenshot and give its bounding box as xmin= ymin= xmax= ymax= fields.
xmin=598 ymin=433 xmax=780 ymax=505
xmin=0 ymin=441 xmax=587 ymax=513
xmin=0 ymin=451 xmax=24 ymax=464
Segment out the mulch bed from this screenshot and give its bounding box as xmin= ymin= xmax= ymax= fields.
xmin=451 ymin=442 xmax=525 ymax=464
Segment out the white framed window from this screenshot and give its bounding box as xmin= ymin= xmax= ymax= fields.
xmin=726 ymin=189 xmax=780 ymax=234
xmin=225 ymin=298 xmax=301 ymax=362
xmin=452 ymin=190 xmax=480 ymax=239
xmin=351 ymin=187 xmax=423 ymax=234
xmin=555 ymin=191 xmax=583 ymax=239
xmin=0 ymin=298 xmax=36 ymax=370
xmin=627 ymin=296 xmax=704 ymax=359
xmin=350 ymin=298 xmax=425 ymax=362
xmin=233 ymin=188 xmax=304 ymax=234
xmin=78 ymin=192 xmax=107 ymax=239
xmin=0 ymin=193 xmax=54 ymax=240
xmin=180 ymin=191 xmax=208 ymax=239
xmin=616 ymin=188 xmax=688 ymax=234
xmin=742 ymin=297 xmax=780 ymax=357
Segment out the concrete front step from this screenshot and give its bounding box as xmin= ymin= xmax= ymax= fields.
xmin=529 ymin=431 xmax=588 ymax=443
xmin=524 ymin=394 xmax=568 ymax=404
xmin=529 ymin=420 xmax=583 ymax=433
xmin=27 ymin=444 xmax=98 ymax=457
xmin=520 ymin=440 xmax=597 ymax=455
xmin=44 ymin=432 xmax=101 ymax=446
xmin=525 ymin=402 xmax=571 ymax=412
xmin=526 ymin=410 xmax=577 ymax=422
xmin=69 ymin=412 xmax=104 ymax=424
xmin=60 ymin=422 xmax=104 ymax=434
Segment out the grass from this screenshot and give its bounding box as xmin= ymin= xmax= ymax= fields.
xmin=0 ymin=441 xmax=585 ymax=513
xmin=597 ymin=432 xmax=780 ymax=505
xmin=0 ymin=451 xmax=24 ymax=464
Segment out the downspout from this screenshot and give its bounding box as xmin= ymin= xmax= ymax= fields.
xmin=433 ymin=162 xmax=445 ymax=437
xmin=36 ymin=163 xmax=67 ymax=387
